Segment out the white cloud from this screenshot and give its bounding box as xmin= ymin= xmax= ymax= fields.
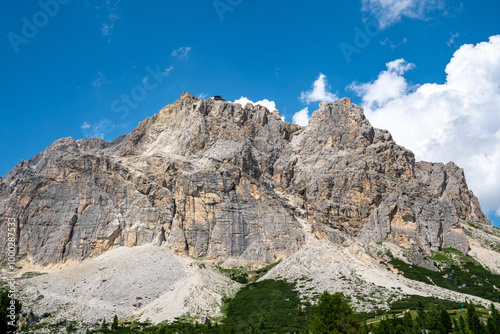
xmin=362 ymin=0 xmax=444 ymax=29
xmin=496 ymin=208 xmax=500 ymax=217
xmin=349 ymin=35 xmax=500 ymax=217
xmin=447 ymin=32 xmax=460 ymax=47
xmin=101 ymin=0 xmax=121 ymax=36
xmin=92 ymin=71 xmax=107 ymax=89
xmin=101 ymin=23 xmax=114 ymax=36
xmin=233 ymin=96 xmax=252 ymax=106
xmin=233 ymin=97 xmax=277 ymax=113
xmin=81 ymin=119 xmax=116 ymax=139
xmin=380 ymin=37 xmax=408 ymax=50
xmin=171 ymin=46 xmax=192 ymax=61
xmin=299 ymin=73 xmax=338 ymax=104
xmin=163 ymin=66 xmax=174 ymax=76
xmin=292 ymin=107 xmax=310 ymax=126
xmin=142 ymin=66 xmax=173 ymax=84
xmin=349 ymin=59 xmax=415 ymax=110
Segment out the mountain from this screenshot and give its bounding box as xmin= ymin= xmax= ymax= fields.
xmin=0 ymin=92 xmax=497 ymax=327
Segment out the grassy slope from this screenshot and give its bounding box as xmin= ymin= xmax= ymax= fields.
xmin=390 ymin=248 xmax=500 ymax=302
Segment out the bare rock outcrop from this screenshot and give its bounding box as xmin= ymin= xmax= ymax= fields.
xmin=0 ymin=93 xmax=490 ymax=266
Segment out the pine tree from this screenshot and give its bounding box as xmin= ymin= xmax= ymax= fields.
xmin=66 ymin=323 xmax=75 ymax=333
xmin=416 ymin=300 xmax=427 ymax=330
xmin=459 ymin=315 xmax=467 ymax=334
xmin=375 ymin=318 xmax=395 ymax=334
xmin=453 ymin=318 xmax=460 ymax=333
xmin=309 ymin=292 xmax=359 ymax=334
xmin=395 ymin=324 xmax=406 ymax=333
xmin=112 ymin=314 xmax=119 ymax=330
xmin=402 ymin=311 xmax=413 ymax=329
xmin=467 ymin=303 xmax=485 ymax=334
xmin=427 ymin=303 xmax=443 ymax=330
xmin=490 ymin=304 xmax=500 ymax=334
xmin=412 ymin=322 xmax=422 ymax=334
xmin=437 ymin=321 xmax=447 ymax=334
xmin=440 ymin=309 xmax=453 ymax=333
xmin=101 ymin=317 xmax=108 ymax=329
xmin=488 ymin=317 xmax=499 ymax=334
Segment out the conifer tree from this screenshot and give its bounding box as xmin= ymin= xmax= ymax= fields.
xmin=488 ymin=317 xmax=499 ymax=334
xmin=402 ymin=311 xmax=413 ymax=329
xmin=309 ymin=292 xmax=359 ymax=334
xmin=112 ymin=314 xmax=119 ymax=330
xmin=412 ymin=321 xmax=422 ymax=334
xmin=467 ymin=303 xmax=485 ymax=334
xmin=459 ymin=315 xmax=468 ymax=334
xmin=416 ymin=300 xmax=427 ymax=330
xmin=440 ymin=309 xmax=453 ymax=333
xmin=490 ymin=303 xmax=500 ymax=334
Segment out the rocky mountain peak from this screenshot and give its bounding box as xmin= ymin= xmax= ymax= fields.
xmin=179 ymin=91 xmax=197 ymax=100
xmin=0 ymin=94 xmax=490 ymax=267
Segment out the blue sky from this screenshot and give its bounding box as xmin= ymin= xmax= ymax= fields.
xmin=1 ymin=0 xmax=499 ymax=225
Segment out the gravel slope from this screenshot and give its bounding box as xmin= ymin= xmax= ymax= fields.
xmin=18 ymin=244 xmax=239 ymax=324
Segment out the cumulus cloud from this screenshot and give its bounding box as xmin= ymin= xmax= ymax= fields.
xmin=348 ymin=59 xmax=415 ymax=110
xmin=299 ymin=73 xmax=338 ymax=104
xmin=171 ymin=46 xmax=192 ymax=61
xmin=349 ymin=35 xmax=500 ymax=217
xmin=292 ymin=107 xmax=310 ymax=126
xmin=233 ymin=97 xmax=277 ymax=114
xmin=362 ymin=0 xmax=444 ymax=29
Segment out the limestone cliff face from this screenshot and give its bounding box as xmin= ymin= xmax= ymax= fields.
xmin=0 ymin=93 xmax=490 ymax=265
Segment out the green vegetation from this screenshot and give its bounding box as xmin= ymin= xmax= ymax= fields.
xmin=217 ymin=266 xmax=249 ymax=284
xmin=20 ymin=271 xmax=46 ymax=279
xmin=389 ymin=295 xmax=463 ymax=311
xmin=16 ymin=291 xmax=500 ymax=334
xmin=19 ymin=320 xmax=72 ymax=332
xmin=309 ymin=292 xmax=359 ymax=334
xmin=223 ymin=279 xmax=312 ymax=333
xmin=112 ymin=315 xmax=119 ymax=330
xmin=218 ymin=261 xmax=282 ymax=284
xmin=66 ymin=322 xmax=76 ymax=333
xmin=15 ymin=274 xmax=500 ymax=334
xmin=0 ymin=289 xmax=22 ymax=333
xmin=430 ymin=247 xmax=464 ymax=264
xmin=390 ymin=249 xmax=500 ymax=302
xmin=365 ymin=302 xmax=498 ymax=334
xmin=22 ymin=295 xmax=500 ymax=334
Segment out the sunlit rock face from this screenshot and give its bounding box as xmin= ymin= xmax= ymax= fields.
xmin=0 ymin=92 xmax=489 ymax=266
